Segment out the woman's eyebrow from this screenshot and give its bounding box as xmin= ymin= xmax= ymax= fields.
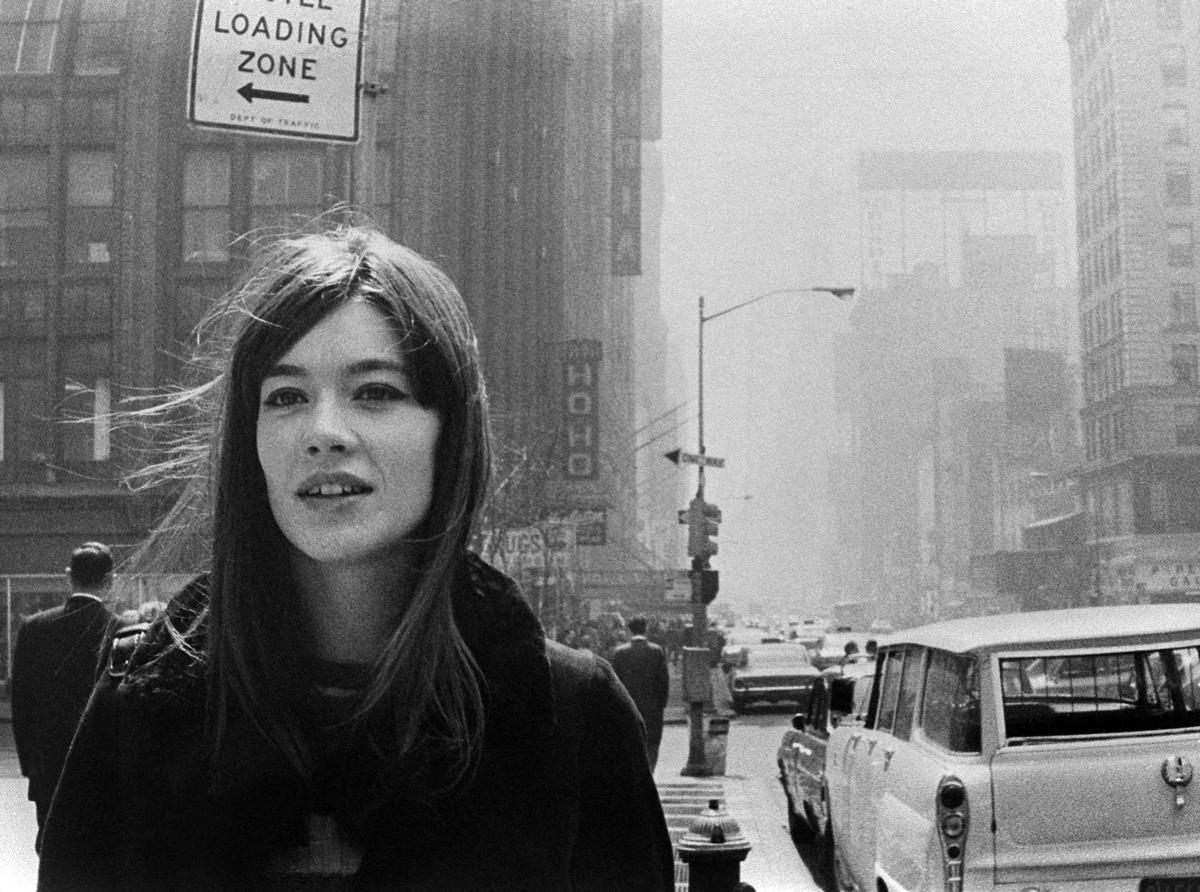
xmin=262 ymin=358 xmax=408 ymax=380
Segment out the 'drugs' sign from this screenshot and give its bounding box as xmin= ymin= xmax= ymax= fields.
xmin=188 ymin=0 xmax=365 ymax=142
xmin=563 ymin=340 xmax=602 ymax=480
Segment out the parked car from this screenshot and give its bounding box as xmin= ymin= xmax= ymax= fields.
xmin=727 ymin=642 xmax=822 ymax=712
xmin=777 ymin=659 xmax=876 ymax=844
xmin=823 ymin=605 xmax=1200 ymax=891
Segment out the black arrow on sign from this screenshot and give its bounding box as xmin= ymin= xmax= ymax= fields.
xmin=663 ymin=448 xmax=681 ymax=465
xmin=237 ymin=82 xmax=310 ymax=104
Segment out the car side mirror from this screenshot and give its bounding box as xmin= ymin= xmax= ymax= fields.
xmin=791 ymin=713 xmax=806 ymax=732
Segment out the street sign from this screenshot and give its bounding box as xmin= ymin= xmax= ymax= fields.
xmin=663 ymin=448 xmax=725 ymax=469
xmin=188 ymin=0 xmax=365 ymax=143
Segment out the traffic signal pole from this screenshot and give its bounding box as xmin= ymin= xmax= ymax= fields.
xmin=678 ymin=286 xmax=855 ymax=778
xmin=682 ymin=294 xmax=711 ymax=777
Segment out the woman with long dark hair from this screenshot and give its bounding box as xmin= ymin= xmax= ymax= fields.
xmin=38 ymin=225 xmax=674 ymax=890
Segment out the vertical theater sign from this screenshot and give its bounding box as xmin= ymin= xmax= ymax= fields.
xmin=563 ymin=339 xmax=601 ymax=480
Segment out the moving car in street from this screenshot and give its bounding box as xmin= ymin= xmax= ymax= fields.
xmin=728 ymin=641 xmax=822 ymax=713
xmin=823 ymin=605 xmax=1200 ymax=891
xmin=777 ymin=659 xmax=875 ymax=845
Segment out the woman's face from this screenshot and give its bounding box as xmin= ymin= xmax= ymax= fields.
xmin=256 ymin=300 xmax=442 ymax=569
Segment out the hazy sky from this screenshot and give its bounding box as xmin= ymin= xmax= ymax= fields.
xmin=656 ymin=1 xmax=1074 ymax=614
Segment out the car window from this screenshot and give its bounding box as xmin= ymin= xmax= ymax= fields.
xmin=891 ymin=646 xmax=922 ymax=741
xmin=1000 ymin=644 xmax=1200 ymax=742
xmin=921 ymin=649 xmax=981 ymax=752
xmin=874 ymin=647 xmax=905 ymax=732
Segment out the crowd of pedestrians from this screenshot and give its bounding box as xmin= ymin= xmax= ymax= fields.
xmin=553 ymin=612 xmax=727 ymax=668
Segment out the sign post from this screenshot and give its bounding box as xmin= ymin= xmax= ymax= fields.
xmin=188 ymin=0 xmax=366 ymax=142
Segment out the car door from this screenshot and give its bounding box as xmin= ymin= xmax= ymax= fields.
xmin=844 ymin=646 xmax=905 ymax=888
xmin=796 ymin=676 xmax=829 ymax=813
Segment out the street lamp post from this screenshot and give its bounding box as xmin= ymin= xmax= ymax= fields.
xmin=681 ymin=285 xmax=854 ymax=777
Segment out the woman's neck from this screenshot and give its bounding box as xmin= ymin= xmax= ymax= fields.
xmin=290 ymin=551 xmax=416 ymax=665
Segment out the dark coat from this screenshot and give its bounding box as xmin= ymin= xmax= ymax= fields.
xmin=11 ymin=593 xmax=116 ymax=826
xmin=37 ymin=555 xmax=674 ymax=891
xmin=609 ymin=637 xmax=670 ymax=745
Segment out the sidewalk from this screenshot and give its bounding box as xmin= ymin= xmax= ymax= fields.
xmin=654 ymin=723 xmax=814 ymax=892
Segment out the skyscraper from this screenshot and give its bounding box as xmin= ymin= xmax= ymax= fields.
xmin=1067 ymin=0 xmax=1200 ymax=603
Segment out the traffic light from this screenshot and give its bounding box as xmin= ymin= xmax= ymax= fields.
xmin=686 ymin=497 xmax=721 ymax=558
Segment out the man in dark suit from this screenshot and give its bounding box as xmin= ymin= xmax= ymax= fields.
xmin=610 ymin=615 xmax=670 ymax=771
xmin=12 ymin=541 xmax=118 ymax=846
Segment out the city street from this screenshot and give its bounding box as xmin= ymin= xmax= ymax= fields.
xmin=0 ymin=701 xmax=824 ymax=892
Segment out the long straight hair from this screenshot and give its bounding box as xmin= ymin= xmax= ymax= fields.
xmin=130 ymin=225 xmax=491 ymax=785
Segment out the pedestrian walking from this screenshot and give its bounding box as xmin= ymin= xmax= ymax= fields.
xmin=611 ymin=615 xmax=670 ymax=771
xmin=11 ymin=541 xmax=117 ymax=849
xmin=38 ymin=223 xmax=673 ymax=891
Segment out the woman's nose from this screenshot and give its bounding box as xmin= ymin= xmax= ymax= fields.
xmin=304 ymin=402 xmax=354 ymax=454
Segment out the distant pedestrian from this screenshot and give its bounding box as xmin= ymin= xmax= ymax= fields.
xmin=611 ymin=616 xmax=670 ymax=771
xmin=11 ymin=541 xmax=117 ymax=849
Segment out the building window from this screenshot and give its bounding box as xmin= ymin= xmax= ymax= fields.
xmin=61 ymin=282 xmax=111 ymax=326
xmin=0 ymin=283 xmax=45 ymax=321
xmin=1163 ymin=45 xmax=1188 ymax=89
xmin=72 ymin=0 xmax=125 ymax=75
xmin=62 ymin=93 xmax=115 ymax=139
xmin=1167 ymin=162 xmax=1193 ymax=206
xmin=1113 ymin=410 xmax=1126 ymax=450
xmin=0 ymin=154 xmax=48 ymax=267
xmin=1171 ymin=283 xmax=1198 ymax=328
xmin=1173 ymin=344 xmax=1198 ymax=382
xmin=250 ymin=149 xmax=324 ymax=234
xmin=1 ymin=338 xmax=45 ymax=464
xmin=0 ymin=0 xmax=64 ymax=74
xmin=1175 ymin=405 xmax=1200 ymax=446
xmin=1165 ymin=104 xmax=1190 ymax=146
xmin=58 ymin=337 xmax=110 ymax=461
xmin=1169 ymin=224 xmax=1195 ymax=268
xmin=0 ymin=94 xmax=50 ymax=139
xmin=183 ymin=148 xmax=231 ymax=263
xmin=65 ymin=149 xmax=115 ymax=264
xmin=1158 ymin=0 xmax=1184 ymax=29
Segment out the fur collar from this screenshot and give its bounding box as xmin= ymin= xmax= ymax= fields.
xmin=121 ymin=552 xmax=553 ymax=735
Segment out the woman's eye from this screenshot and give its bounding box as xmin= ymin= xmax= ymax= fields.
xmin=262 ymin=388 xmax=305 ymax=408
xmin=357 ymin=383 xmax=407 ymax=402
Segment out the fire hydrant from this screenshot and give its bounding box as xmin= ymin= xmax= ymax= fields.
xmin=675 ymin=799 xmax=754 ymax=892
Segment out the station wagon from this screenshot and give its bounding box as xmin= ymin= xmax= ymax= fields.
xmin=824 ymin=605 xmax=1200 ymax=891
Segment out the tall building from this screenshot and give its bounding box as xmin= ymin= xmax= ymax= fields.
xmin=1067 ymin=0 xmax=1200 ymax=603
xmin=830 ymin=151 xmax=1077 ymax=620
xmin=0 ymin=1 xmax=674 ymax=620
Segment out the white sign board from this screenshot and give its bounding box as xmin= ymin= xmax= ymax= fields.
xmin=188 ymin=0 xmax=365 ymax=142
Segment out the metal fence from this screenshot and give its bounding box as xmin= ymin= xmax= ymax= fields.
xmin=1 ymin=574 xmax=193 ymax=688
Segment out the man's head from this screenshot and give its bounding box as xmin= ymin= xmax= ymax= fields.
xmin=67 ymin=541 xmax=113 ymax=593
xmin=627 ymin=615 xmax=648 ymax=636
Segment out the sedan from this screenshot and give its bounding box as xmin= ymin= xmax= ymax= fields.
xmin=777 ymin=660 xmax=875 ymax=844
xmin=727 ymin=643 xmax=822 ymax=713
